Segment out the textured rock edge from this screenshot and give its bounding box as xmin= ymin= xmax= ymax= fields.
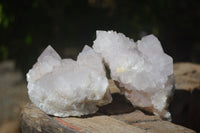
xmin=20 ymin=103 xmax=195 ymax=133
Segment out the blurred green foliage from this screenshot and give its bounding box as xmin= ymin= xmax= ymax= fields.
xmin=25 ymin=34 xmax=32 ymax=46
xmin=0 ymin=0 xmax=199 ymax=71
xmin=0 ymin=45 xmax=8 ymax=59
xmin=0 ymin=3 xmax=15 ymax=29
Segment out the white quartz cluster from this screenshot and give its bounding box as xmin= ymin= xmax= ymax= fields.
xmin=93 ymin=31 xmax=174 ymax=119
xmin=27 ymin=45 xmax=112 ymax=117
xmin=27 ymin=30 xmax=174 ymax=119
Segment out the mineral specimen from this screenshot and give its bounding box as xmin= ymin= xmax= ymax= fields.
xmin=27 ymin=45 xmax=112 ymax=117
xmin=93 ymin=30 xmax=174 ymax=119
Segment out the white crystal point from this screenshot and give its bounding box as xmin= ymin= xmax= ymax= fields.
xmin=26 ymin=45 xmax=112 ymax=117
xmin=93 ymin=30 xmax=174 ymax=119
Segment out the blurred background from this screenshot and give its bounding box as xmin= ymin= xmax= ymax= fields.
xmin=0 ymin=0 xmax=200 ymax=71
xmin=0 ymin=0 xmax=200 ymax=133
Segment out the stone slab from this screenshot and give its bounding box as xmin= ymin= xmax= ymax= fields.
xmin=20 ymin=103 xmax=195 ymax=133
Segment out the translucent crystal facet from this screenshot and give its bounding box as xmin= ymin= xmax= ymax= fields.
xmin=93 ymin=30 xmax=174 ymax=119
xmin=27 ymin=45 xmax=112 ymax=117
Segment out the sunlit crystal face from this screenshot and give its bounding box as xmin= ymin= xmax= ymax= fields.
xmin=93 ymin=30 xmax=174 ymax=119
xmin=26 ymin=45 xmax=112 ymax=117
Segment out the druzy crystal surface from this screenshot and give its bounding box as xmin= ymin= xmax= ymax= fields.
xmin=27 ymin=45 xmax=112 ymax=117
xmin=93 ymin=31 xmax=174 ymax=119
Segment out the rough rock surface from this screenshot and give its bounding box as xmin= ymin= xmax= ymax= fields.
xmin=93 ymin=30 xmax=174 ymax=119
xmin=27 ymin=45 xmax=112 ymax=117
xmin=173 ymin=62 xmax=200 ymax=91
xmin=170 ymin=62 xmax=200 ymax=132
xmin=20 ymin=103 xmax=195 ymax=133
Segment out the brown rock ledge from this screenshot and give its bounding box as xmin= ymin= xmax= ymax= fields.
xmin=20 ymin=103 xmax=195 ymax=133
xmin=170 ymin=62 xmax=200 ymax=132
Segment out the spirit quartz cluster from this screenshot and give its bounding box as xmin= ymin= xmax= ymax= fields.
xmin=93 ymin=31 xmax=174 ymax=119
xmin=27 ymin=30 xmax=174 ymax=119
xmin=27 ymin=45 xmax=112 ymax=117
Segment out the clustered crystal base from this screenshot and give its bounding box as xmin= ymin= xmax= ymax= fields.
xmin=27 ymin=30 xmax=174 ymax=119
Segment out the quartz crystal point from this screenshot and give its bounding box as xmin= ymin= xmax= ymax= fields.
xmin=93 ymin=30 xmax=174 ymax=119
xmin=26 ymin=45 xmax=112 ymax=117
